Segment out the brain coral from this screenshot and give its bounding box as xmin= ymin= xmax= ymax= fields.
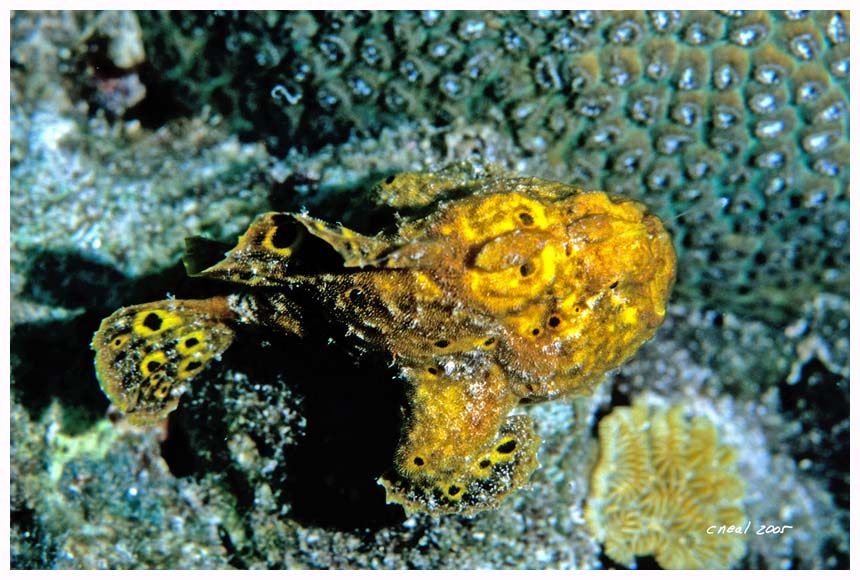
xmin=132 ymin=10 xmax=848 ymax=324
xmin=585 ymin=402 xmax=747 ymax=569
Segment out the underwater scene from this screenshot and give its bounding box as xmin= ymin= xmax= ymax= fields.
xmin=9 ymin=10 xmax=849 ymax=569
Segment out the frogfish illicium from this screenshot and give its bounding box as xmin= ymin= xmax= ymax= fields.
xmin=93 ymin=166 xmax=676 ymax=515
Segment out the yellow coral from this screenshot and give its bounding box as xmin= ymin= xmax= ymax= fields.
xmin=585 ymin=402 xmax=747 ymax=569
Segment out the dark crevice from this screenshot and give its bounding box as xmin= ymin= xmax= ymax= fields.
xmin=218 ymin=524 xmax=250 ymax=569
xmin=778 ymin=359 xmax=849 ymax=514
xmin=159 ymin=412 xmax=196 ymax=478
xmin=157 ymin=298 xmax=408 ymax=532
xmin=634 ymin=556 xmax=661 ymax=570
xmin=10 ymin=506 xmax=57 ymax=569
xmin=590 ymin=380 xmax=631 ymax=439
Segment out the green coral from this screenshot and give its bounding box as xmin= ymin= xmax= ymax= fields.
xmin=46 ymin=417 xmax=119 ymax=484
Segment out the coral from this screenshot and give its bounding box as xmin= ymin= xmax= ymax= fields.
xmin=93 ymin=171 xmax=676 ymax=515
xmin=613 ymin=317 xmax=849 ymax=569
xmin=11 ymin=12 xmax=272 ymax=329
xmin=585 ymin=401 xmax=747 ymax=569
xmin=10 ymin=398 xmax=233 ymax=569
xmin=9 ymin=112 xmax=271 ymax=284
xmin=76 ymin=11 xmax=148 ymax=115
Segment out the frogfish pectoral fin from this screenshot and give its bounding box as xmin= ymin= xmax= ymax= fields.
xmin=379 ymin=415 xmax=541 ymax=516
xmin=378 ymin=364 xmax=541 ymax=516
xmin=91 ymin=297 xmax=236 ymax=425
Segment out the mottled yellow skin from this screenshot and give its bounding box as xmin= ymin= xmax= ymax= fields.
xmin=391 ymin=180 xmax=675 ymax=397
xmin=92 ymin=169 xmax=676 ymax=515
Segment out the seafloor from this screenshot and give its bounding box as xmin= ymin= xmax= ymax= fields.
xmin=9 ymin=10 xmax=849 ymax=569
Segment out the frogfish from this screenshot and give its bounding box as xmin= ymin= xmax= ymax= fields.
xmin=92 ymin=167 xmax=676 ymax=515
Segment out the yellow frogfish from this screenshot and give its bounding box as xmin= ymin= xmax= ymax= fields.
xmin=92 ymin=169 xmax=676 ymax=515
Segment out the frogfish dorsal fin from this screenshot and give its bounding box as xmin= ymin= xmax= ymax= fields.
xmin=190 ymin=212 xmax=305 ymax=286
xmin=182 ymin=236 xmax=234 ymax=277
xmin=291 ymin=213 xmax=394 ymax=268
